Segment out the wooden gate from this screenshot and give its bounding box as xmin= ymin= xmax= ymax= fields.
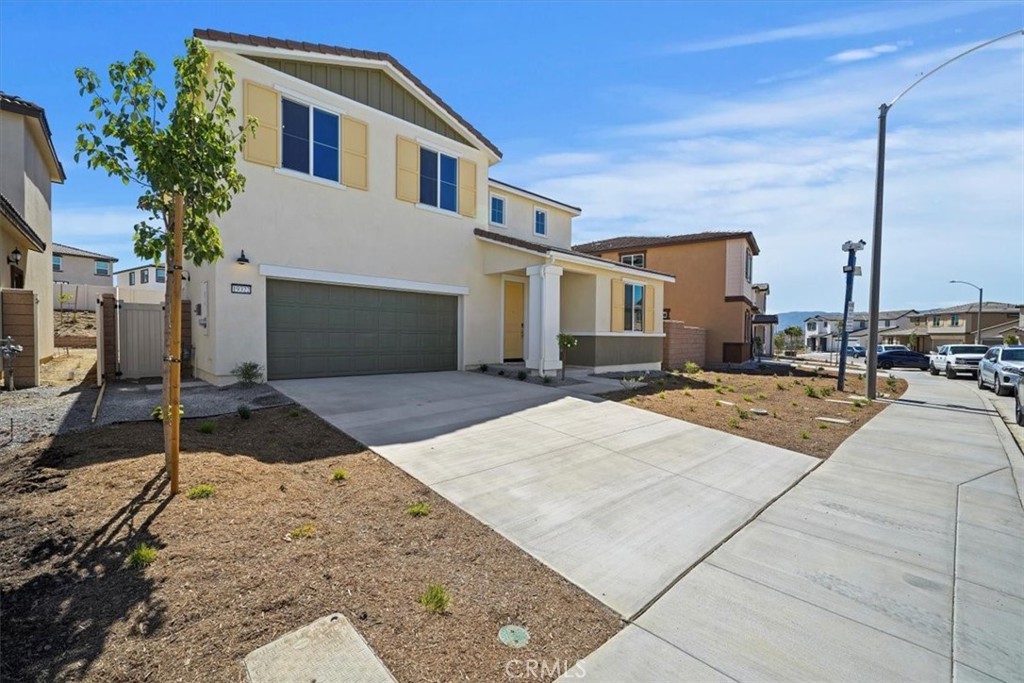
xmin=118 ymin=302 xmax=164 ymax=379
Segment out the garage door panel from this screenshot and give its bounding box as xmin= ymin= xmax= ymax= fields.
xmin=266 ymin=279 xmax=458 ymax=380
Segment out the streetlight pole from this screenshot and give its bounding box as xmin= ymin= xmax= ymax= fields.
xmin=950 ymin=280 xmax=984 ymax=343
xmin=865 ymin=28 xmax=1024 ymax=399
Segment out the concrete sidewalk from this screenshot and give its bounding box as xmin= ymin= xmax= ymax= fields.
xmin=575 ymin=371 xmax=1024 ymax=682
xmin=273 ymin=371 xmax=816 ymax=618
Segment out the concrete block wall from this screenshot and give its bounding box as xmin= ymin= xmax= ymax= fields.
xmin=663 ymin=320 xmax=706 ymax=370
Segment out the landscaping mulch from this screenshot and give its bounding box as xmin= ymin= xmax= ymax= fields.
xmin=606 ymin=370 xmax=908 ymax=458
xmin=0 ymin=406 xmax=620 ymax=682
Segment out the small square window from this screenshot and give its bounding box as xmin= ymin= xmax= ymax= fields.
xmin=95 ymin=261 xmax=110 ymax=276
xmin=534 ymin=209 xmax=547 ymax=236
xmin=156 ymin=267 xmax=166 ymax=283
xmin=620 ymin=253 xmax=645 ymax=268
xmin=951 ymin=314 xmax=960 ymax=326
xmin=52 ymin=255 xmax=62 ymax=271
xmin=490 ymin=195 xmax=506 ymax=226
xmin=129 ymin=272 xmax=136 ymax=286
xmin=141 ymin=269 xmax=150 ymax=284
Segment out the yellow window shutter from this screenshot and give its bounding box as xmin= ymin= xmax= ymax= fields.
xmin=610 ymin=279 xmax=625 ymax=332
xmin=458 ymin=157 xmax=477 ymax=217
xmin=342 ymin=117 xmax=368 ymax=191
xmin=243 ymin=80 xmax=279 ymax=167
xmin=643 ymin=284 xmax=655 ymax=333
xmin=396 ymin=136 xmax=419 ymax=203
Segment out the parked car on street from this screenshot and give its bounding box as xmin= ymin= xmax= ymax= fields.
xmin=978 ymin=346 xmax=1024 ymax=396
xmin=877 ymin=344 xmax=910 ymax=354
xmin=929 ymin=344 xmax=988 ymax=378
xmin=846 ymin=344 xmax=866 ymax=358
xmin=1016 ymin=382 xmax=1024 ymax=426
xmin=877 ymin=349 xmax=930 ymax=370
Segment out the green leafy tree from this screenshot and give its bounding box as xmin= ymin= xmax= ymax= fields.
xmin=75 ymin=37 xmax=255 ymax=485
xmin=783 ymin=325 xmax=804 ymax=352
xmin=557 ymin=333 xmax=579 ymax=380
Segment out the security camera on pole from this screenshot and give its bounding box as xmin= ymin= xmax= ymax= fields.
xmin=838 ymin=240 xmax=866 ymax=392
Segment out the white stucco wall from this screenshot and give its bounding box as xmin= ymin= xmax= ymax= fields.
xmin=487 ymin=186 xmax=574 ymax=249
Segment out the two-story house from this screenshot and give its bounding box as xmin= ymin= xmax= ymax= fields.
xmin=573 ymin=231 xmax=761 ymax=364
xmin=906 ymin=302 xmax=1021 ymax=350
xmin=186 ymin=30 xmax=672 ymax=384
xmin=806 ymin=309 xmax=916 ymax=352
xmin=114 ymin=263 xmax=167 ymax=291
xmin=52 ymin=243 xmax=118 ymax=287
xmin=1 ymin=93 xmax=65 ymax=387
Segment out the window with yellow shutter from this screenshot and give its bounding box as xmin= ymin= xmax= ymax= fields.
xmin=395 ymin=137 xmax=476 ymax=216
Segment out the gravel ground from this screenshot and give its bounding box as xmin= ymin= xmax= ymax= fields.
xmin=1 ymin=381 xmax=292 ymax=452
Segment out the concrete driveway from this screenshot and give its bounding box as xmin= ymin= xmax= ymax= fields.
xmin=273 ymin=371 xmax=816 ymax=617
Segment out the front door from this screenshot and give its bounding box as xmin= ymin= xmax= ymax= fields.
xmin=503 ymin=280 xmax=524 ymax=361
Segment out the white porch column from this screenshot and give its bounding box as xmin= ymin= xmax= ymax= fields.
xmin=525 ymin=264 xmax=562 ymax=376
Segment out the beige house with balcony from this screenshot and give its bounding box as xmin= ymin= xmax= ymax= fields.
xmin=574 ymin=231 xmax=762 ymax=364
xmin=185 ymin=30 xmax=671 ymax=383
xmin=897 ymin=302 xmax=1022 ymax=350
xmin=1 ymin=93 xmax=65 ymax=386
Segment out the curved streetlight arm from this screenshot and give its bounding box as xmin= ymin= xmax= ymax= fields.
xmin=949 ymin=280 xmax=984 ymax=344
xmin=865 ymin=28 xmax=1024 ymax=398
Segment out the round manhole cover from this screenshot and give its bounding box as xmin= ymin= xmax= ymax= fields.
xmin=498 ymin=624 xmax=530 ymax=648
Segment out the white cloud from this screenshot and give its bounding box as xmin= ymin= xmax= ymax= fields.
xmin=827 ymin=42 xmax=906 ymax=63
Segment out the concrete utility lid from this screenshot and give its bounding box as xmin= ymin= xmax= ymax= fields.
xmin=815 ymin=417 xmax=852 ymax=425
xmin=244 ymin=613 xmax=396 ymax=683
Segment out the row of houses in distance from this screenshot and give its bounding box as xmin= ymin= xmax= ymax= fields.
xmin=805 ymin=302 xmax=1022 ymax=352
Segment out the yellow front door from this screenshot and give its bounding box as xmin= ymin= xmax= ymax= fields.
xmin=503 ymin=280 xmax=524 ymax=360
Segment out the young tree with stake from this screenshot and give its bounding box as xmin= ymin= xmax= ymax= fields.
xmin=75 ymin=38 xmax=255 ymax=494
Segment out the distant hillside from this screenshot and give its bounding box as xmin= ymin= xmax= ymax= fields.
xmin=775 ymin=311 xmax=833 ymax=330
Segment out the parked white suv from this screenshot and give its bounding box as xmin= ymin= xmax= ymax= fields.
xmin=929 ymin=344 xmax=988 ymax=378
xmin=977 ymin=346 xmax=1024 ymax=396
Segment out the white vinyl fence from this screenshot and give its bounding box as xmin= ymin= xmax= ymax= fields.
xmin=117 ymin=303 xmax=165 ymax=379
xmin=54 ymin=284 xmax=165 ymax=312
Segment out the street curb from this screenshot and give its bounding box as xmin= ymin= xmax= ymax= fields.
xmin=977 ymin=390 xmax=1024 ymax=508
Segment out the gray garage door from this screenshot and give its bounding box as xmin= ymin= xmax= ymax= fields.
xmin=266 ymin=279 xmax=458 ymax=380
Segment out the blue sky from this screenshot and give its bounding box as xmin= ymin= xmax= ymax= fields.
xmin=1 ymin=1 xmax=1021 ymax=312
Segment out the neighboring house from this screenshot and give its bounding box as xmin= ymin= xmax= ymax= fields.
xmin=114 ymin=263 xmax=167 ymax=291
xmin=0 ymin=93 xmax=65 ymax=387
xmin=751 ymin=283 xmax=777 ymax=357
xmin=805 ymin=309 xmax=916 ymax=351
xmin=185 ymin=30 xmax=672 ymax=384
xmin=574 ymin=231 xmax=761 ymax=364
xmin=52 ymin=243 xmax=118 ymax=286
xmin=903 ymin=302 xmax=1022 ymax=350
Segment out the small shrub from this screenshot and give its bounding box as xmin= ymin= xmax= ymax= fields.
xmin=818 ymin=422 xmax=829 ymax=430
xmin=800 ymin=430 xmax=810 ymax=439
xmin=418 ymin=583 xmax=450 ymax=613
xmin=715 ymin=399 xmax=723 ymax=407
xmin=657 ymin=390 xmax=666 ymax=399
xmin=151 ymin=405 xmax=184 ymax=421
xmin=804 ymin=385 xmax=820 ymax=399
xmin=684 ymin=361 xmax=701 ymax=374
xmin=736 ymin=407 xmax=750 ymax=420
xmin=231 ymin=361 xmax=265 ymax=386
xmin=852 ymin=399 xmax=869 ymax=408
xmin=656 ymin=379 xmax=665 ymax=386
xmin=776 ymin=382 xmax=787 ymax=391
xmin=406 ymin=501 xmax=431 ymax=517
xmin=198 ymin=420 xmax=216 ymax=434
xmin=542 ymin=375 xmax=553 ymax=384
xmin=479 ymin=363 xmax=489 ymax=373
xmin=726 ymin=386 xmax=736 ymax=393
xmin=187 ymin=484 xmax=216 ymax=499
xmin=793 ymin=379 xmax=803 ymax=385
xmin=772 ymin=410 xmax=779 ymax=418
xmin=289 ymin=523 xmax=316 ymax=540
xmin=758 ymin=393 xmax=767 ymax=400
xmin=237 ymin=404 xmax=252 ymax=419
xmin=689 ymin=406 xmax=696 ymax=412
xmin=791 ymin=401 xmax=799 ymax=407
xmin=742 ymin=395 xmax=753 ymax=403
xmin=683 ymin=389 xmax=692 ymax=397
xmin=517 ymin=370 xmax=528 ymax=381
xmin=332 ymin=469 xmax=349 ymax=481
xmin=727 ymin=418 xmax=741 ymax=428
xmin=288 ymin=407 xmax=300 ymax=418
xmin=820 ymin=387 xmax=834 ymax=397
xmin=715 ymin=377 xmax=722 ymax=383
xmin=714 ymin=386 xmax=726 ymax=394
xmin=126 ymin=543 xmax=158 ymax=569
xmin=886 ymin=374 xmax=899 ymax=392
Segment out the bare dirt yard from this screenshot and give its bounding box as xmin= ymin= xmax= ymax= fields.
xmin=0 ymin=407 xmax=619 ymax=682
xmin=54 ymin=310 xmax=98 ymax=341
xmin=606 ymin=369 xmax=908 ymax=458
xmin=39 ymin=349 xmax=97 ymax=387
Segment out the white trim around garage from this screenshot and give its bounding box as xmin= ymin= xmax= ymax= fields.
xmin=258 ymin=264 xmax=470 ymax=296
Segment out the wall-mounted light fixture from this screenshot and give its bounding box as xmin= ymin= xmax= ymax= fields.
xmin=7 ymin=247 xmax=22 ymax=265
xmin=236 ymin=250 xmax=250 ymax=265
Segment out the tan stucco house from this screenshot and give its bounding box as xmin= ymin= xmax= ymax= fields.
xmin=1 ymin=93 xmax=65 ymax=386
xmin=897 ymin=302 xmax=1022 ymax=350
xmin=52 ymin=243 xmax=118 ymax=287
xmin=574 ymin=231 xmax=761 ymax=365
xmin=186 ymin=30 xmax=672 ymax=383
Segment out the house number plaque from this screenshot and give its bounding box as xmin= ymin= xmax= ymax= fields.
xmin=230 ymin=283 xmax=252 ymax=295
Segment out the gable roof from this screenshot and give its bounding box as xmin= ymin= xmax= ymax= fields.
xmin=489 ymin=178 xmax=581 ymax=214
xmin=914 ymin=301 xmax=1020 ymax=315
xmin=0 ymin=193 xmax=46 ymax=252
xmin=474 ymin=228 xmax=674 ymax=280
xmin=0 ymin=92 xmax=66 ymax=182
xmin=193 ymin=29 xmax=501 ymax=159
xmin=52 ymin=242 xmax=118 ymax=261
xmin=574 ymin=230 xmax=760 ymax=256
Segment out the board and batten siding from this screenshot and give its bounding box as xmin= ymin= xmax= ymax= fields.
xmin=248 ymin=57 xmax=472 ymax=149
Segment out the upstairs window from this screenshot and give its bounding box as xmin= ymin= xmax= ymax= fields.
xmin=490 ymin=195 xmax=506 ymax=226
xmin=932 ymin=316 xmax=941 ymax=326
xmin=951 ymin=314 xmax=960 ymax=326
xmin=282 ymin=98 xmax=340 ymax=182
xmin=420 ymin=148 xmax=458 ymax=212
xmin=52 ymin=255 xmax=62 ymax=271
xmin=95 ymin=261 xmax=110 ymax=276
xmin=534 ymin=208 xmax=548 ymax=236
xmin=745 ymin=249 xmax=753 ymax=282
xmin=141 ymin=269 xmax=150 ymax=284
xmin=156 ymin=267 xmax=166 ymax=283
xmin=129 ymin=271 xmax=136 ymax=286
xmin=620 ymin=253 xmax=645 ymax=268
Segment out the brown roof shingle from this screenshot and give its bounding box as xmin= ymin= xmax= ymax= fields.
xmin=574 ymin=230 xmax=760 ymax=255
xmin=193 ymin=29 xmax=501 ymax=159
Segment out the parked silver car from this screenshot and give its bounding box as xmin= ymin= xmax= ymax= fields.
xmin=1016 ymin=381 xmax=1024 ymax=426
xmin=977 ymin=346 xmax=1024 ymax=396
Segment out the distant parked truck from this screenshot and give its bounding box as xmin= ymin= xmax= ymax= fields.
xmin=929 ymin=344 xmax=988 ymax=378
